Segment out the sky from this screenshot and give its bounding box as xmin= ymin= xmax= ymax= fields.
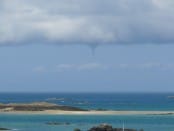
xmin=0 ymin=0 xmax=174 ymax=92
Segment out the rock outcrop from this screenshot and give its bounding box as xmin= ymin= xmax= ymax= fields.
xmin=46 ymin=122 xmax=71 ymax=125
xmin=88 ymin=124 xmax=138 ymax=131
xmin=0 ymin=127 xmax=10 ymax=130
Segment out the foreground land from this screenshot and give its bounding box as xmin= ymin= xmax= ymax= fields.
xmin=0 ymin=102 xmax=174 ymax=115
xmin=0 ymin=124 xmax=141 ymax=131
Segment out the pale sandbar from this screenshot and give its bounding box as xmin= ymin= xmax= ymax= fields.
xmin=0 ymin=102 xmax=174 ymax=115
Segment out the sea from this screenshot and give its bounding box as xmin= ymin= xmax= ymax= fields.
xmin=0 ymin=93 xmax=174 ymax=131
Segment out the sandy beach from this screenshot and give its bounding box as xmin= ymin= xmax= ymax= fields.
xmin=0 ymin=102 xmax=174 ymax=115
xmin=1 ymin=110 xmax=174 ymax=115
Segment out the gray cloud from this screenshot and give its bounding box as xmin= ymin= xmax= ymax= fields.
xmin=1 ymin=0 xmax=174 ymax=46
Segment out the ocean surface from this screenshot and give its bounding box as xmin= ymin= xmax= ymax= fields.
xmin=0 ymin=93 xmax=174 ymax=131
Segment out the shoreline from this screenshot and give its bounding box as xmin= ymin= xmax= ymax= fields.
xmin=0 ymin=110 xmax=174 ymax=115
xmin=0 ymin=102 xmax=174 ymax=116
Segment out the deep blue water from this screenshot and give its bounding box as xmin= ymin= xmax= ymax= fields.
xmin=0 ymin=93 xmax=174 ymax=110
xmin=0 ymin=93 xmax=174 ymax=131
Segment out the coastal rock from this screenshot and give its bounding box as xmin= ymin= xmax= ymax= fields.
xmin=46 ymin=122 xmax=71 ymax=125
xmin=167 ymin=96 xmax=174 ymax=99
xmin=0 ymin=127 xmax=10 ymax=130
xmin=88 ymin=124 xmax=137 ymax=131
xmin=73 ymin=128 xmax=81 ymax=131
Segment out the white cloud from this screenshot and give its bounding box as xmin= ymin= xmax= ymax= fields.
xmin=77 ymin=63 xmax=106 ymax=70
xmin=56 ymin=63 xmax=106 ymax=72
xmin=33 ymin=62 xmax=174 ymax=73
xmin=56 ymin=64 xmax=75 ymax=72
xmin=116 ymin=63 xmax=174 ymax=70
xmin=1 ymin=0 xmax=174 ymax=45
xmin=33 ymin=66 xmax=46 ymax=72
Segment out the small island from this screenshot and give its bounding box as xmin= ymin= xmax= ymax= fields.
xmin=0 ymin=102 xmax=174 ymax=115
xmin=0 ymin=102 xmax=86 ymax=112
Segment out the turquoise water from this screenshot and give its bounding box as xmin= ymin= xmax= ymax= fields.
xmin=0 ymin=114 xmax=174 ymax=131
xmin=0 ymin=93 xmax=174 ymax=130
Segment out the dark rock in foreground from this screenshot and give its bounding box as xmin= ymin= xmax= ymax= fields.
xmin=0 ymin=127 xmax=10 ymax=130
xmin=73 ymin=128 xmax=81 ymax=131
xmin=88 ymin=124 xmax=138 ymax=131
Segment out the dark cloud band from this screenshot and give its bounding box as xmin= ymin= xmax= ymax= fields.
xmin=0 ymin=0 xmax=174 ymax=46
